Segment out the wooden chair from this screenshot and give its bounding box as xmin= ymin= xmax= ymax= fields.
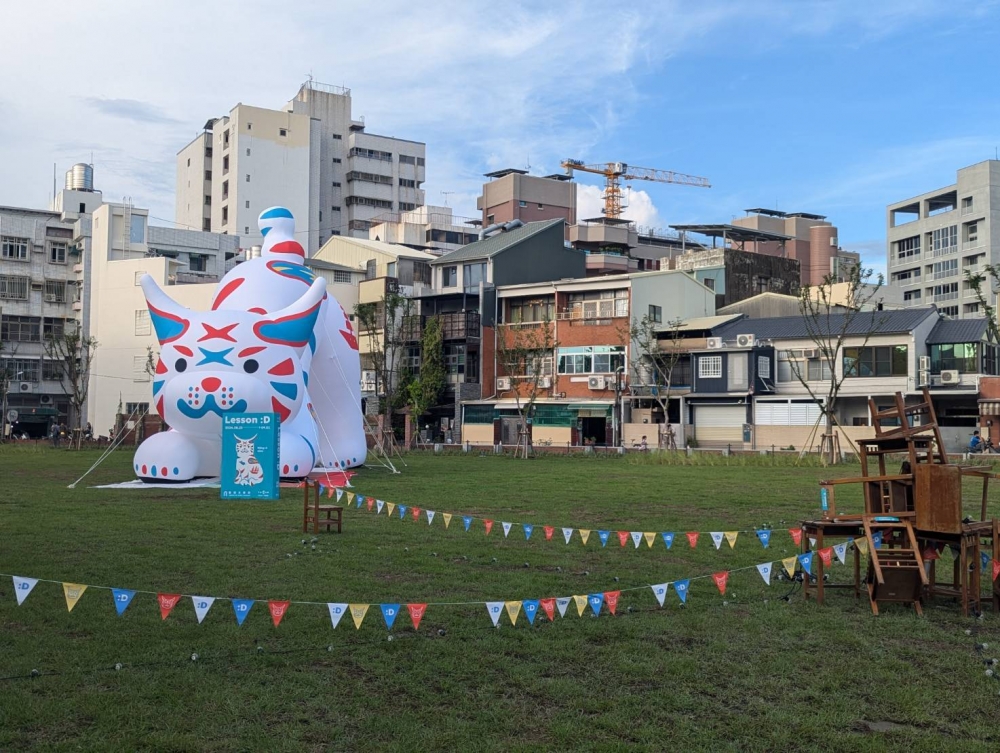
xmin=302 ymin=480 xmax=342 ymax=534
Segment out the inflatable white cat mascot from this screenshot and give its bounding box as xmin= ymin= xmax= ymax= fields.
xmin=133 ymin=207 xmax=367 ymax=482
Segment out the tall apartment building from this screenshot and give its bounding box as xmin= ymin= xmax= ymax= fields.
xmin=368 ymin=205 xmax=480 ymax=255
xmin=731 ymin=209 xmax=860 ymax=286
xmin=478 ymin=169 xmax=577 ymax=228
xmin=886 ymin=160 xmax=1000 ymax=319
xmin=176 ymin=80 xmax=426 ymax=254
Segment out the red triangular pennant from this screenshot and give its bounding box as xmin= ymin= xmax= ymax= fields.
xmin=817 ymin=547 xmax=833 ymax=567
xmin=617 ymin=531 xmax=629 ymax=547
xmin=157 ymin=593 xmax=182 ymax=620
xmin=789 ymin=528 xmax=803 ymax=546
xmin=604 ymin=590 xmax=621 ymax=615
xmin=407 ymin=603 xmax=427 ymax=630
xmin=411 ymin=507 xmax=421 ymax=520
xmin=367 ymin=498 xmax=374 ymax=511
xmin=686 ymin=532 xmax=699 ymax=548
xmin=268 ymin=600 xmax=290 ymax=627
xmin=539 ymin=598 xmax=556 ymax=621
xmin=484 ymin=519 xmax=494 ymax=535
xmin=993 ymin=559 xmax=1000 ymax=582
xmin=712 ymin=571 xmax=729 ymax=595
xmin=922 ymin=545 xmax=940 ymax=561
xmin=543 ymin=526 xmax=554 ymax=541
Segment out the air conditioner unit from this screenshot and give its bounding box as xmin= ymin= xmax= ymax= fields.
xmin=735 ymin=334 xmax=756 ymax=348
xmin=919 ymin=356 xmax=931 ymax=372
xmin=801 ymin=349 xmax=818 ymax=359
xmin=39 ymin=395 xmax=53 ymax=406
xmin=18 ymin=382 xmax=33 ymax=394
xmin=539 ymin=376 xmax=552 ymax=388
xmin=940 ymin=369 xmax=960 ymax=385
xmin=706 ymin=337 xmax=723 ymax=350
xmin=917 ymin=370 xmax=930 ymax=388
xmin=496 ymin=377 xmax=512 ymax=391
xmin=360 ymin=370 xmax=377 ymax=393
xmin=587 ymin=375 xmax=606 ymax=390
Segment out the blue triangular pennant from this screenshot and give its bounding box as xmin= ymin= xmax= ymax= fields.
xmin=380 ymin=603 xmax=400 ymax=630
xmin=318 ymin=483 xmax=327 ymax=497
xmin=463 ymin=516 xmax=473 ymax=532
xmin=522 ymin=599 xmax=539 ymax=625
xmin=674 ymin=579 xmax=689 ymax=603
xmin=523 ymin=524 xmax=534 ymax=540
xmin=356 ymin=495 xmax=364 ymax=509
xmin=232 ymin=599 xmax=254 ymax=626
xmin=798 ymin=551 xmax=813 ymax=575
xmin=598 ymin=530 xmax=610 ymax=547
xmin=587 ymin=593 xmax=604 ymax=616
xmin=756 ymin=529 xmax=771 ymax=548
xmin=398 ymin=504 xmax=408 ymax=519
xmin=871 ymin=531 xmax=883 ymax=549
xmin=983 ymin=551 xmax=991 ymax=573
xmin=661 ymin=532 xmax=675 ymax=549
xmin=112 ymin=588 xmax=136 ymax=615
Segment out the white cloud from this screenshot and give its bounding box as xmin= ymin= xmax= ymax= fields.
xmin=576 ymin=184 xmax=665 ymax=229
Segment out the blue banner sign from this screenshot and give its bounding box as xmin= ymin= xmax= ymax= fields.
xmin=221 ymin=413 xmax=280 ymax=500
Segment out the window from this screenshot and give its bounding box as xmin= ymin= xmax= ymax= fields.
xmin=43 ymin=280 xmax=66 ymax=303
xmin=222 ymin=155 xmax=229 ymax=173
xmin=962 ymin=196 xmax=974 ymax=214
xmin=125 ymin=401 xmax=150 ymax=415
xmin=933 ymin=259 xmax=958 ymax=278
xmin=842 ymin=345 xmax=908 ymax=378
xmin=205 ymin=170 xmax=212 ymax=180
xmin=508 ymin=297 xmax=554 ymax=324
xmin=331 ymin=205 xmax=341 ymax=212
xmin=932 ymin=225 xmax=958 ymax=254
xmin=222 ymin=129 xmax=229 ymax=147
xmin=399 ymin=178 xmax=417 ymax=188
xmin=399 ymin=202 xmax=417 ymax=211
xmin=279 ymin=128 xmax=287 ymax=137
xmin=332 ymin=158 xmax=341 ymax=164
xmin=929 ymin=343 xmax=978 ymax=373
xmin=188 ymin=254 xmax=207 ymax=273
xmin=43 ymin=317 xmax=66 ymax=338
xmin=967 ymin=221 xmax=979 ymax=243
xmin=566 ymin=289 xmax=629 ymax=320
xmin=245 ymin=173 xmax=250 ymax=182
xmin=904 ymin=290 xmax=921 ymax=301
xmin=417 ymin=157 xmax=425 ymax=167
xmin=556 ymin=346 xmax=624 ymax=375
xmin=245 ymin=226 xmax=249 ymax=235
xmin=537 ymin=204 xmax=544 ymax=210
xmin=758 ymin=356 xmax=770 ymax=380
xmin=221 ymin=207 xmax=229 ymax=225
xmin=444 ymin=344 xmax=466 ymax=379
xmin=222 ymin=180 xmax=229 ymax=199
xmin=203 ymin=219 xmax=211 ymax=231
xmin=896 ymin=236 xmax=920 ymax=260
xmin=333 ymin=270 xmax=352 ymax=284
xmin=648 ymin=305 xmax=662 ymax=323
xmin=186 ymin=158 xmax=191 ymax=167
xmin=350 ymin=147 xmax=392 ymax=161
xmin=332 ymin=181 xmax=341 ymax=188
xmin=940 ymin=305 xmax=959 ymax=317
xmin=245 ymin=200 xmax=250 ymax=209
xmin=130 ymin=215 xmax=145 ymax=244
xmin=487 ymin=215 xmax=495 ymax=224
xmin=703 ymin=278 xmax=715 ymax=291
xmin=463 ymin=262 xmax=486 ymax=289
xmin=247 ymin=122 xmax=252 ymax=131
xmin=698 ymin=355 xmax=723 ymax=379
xmin=1 ymin=315 xmax=41 ymax=342
xmin=135 ymin=309 xmax=151 ymax=336
xmin=133 ymin=355 xmax=150 ymax=382
xmin=2 ymin=236 xmax=29 ymax=260
xmin=1 ymin=357 xmax=39 ymax=383
xmin=777 ymin=351 xmax=831 ymax=382
xmin=204 ymin=147 xmax=212 ymax=158
xmin=205 ymin=195 xmax=212 ymax=207
xmin=134 ymin=271 xmax=144 ymax=286
xmin=0 ymin=275 xmax=29 ymax=300
xmin=399 ymin=155 xmax=416 ymax=165
xmin=933 ymin=282 xmax=959 ymax=301
xmin=346 ymin=171 xmax=393 ymax=185
xmin=42 ymin=360 xmax=63 ymax=382
xmin=402 ymin=345 xmax=421 ymax=374
xmin=807 ymin=358 xmax=833 ymax=381
xmin=519 ymin=200 xmax=527 ymax=208
xmin=319 ymin=211 xmax=323 ymax=223
xmin=49 ymin=242 xmax=67 ymax=264
xmin=332 ymin=133 xmax=342 ymax=140
xmin=443 ymin=266 xmax=457 ymax=287
xmin=344 ymin=196 xmax=393 ymax=209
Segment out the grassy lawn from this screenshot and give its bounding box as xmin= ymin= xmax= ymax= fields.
xmin=1 ymin=446 xmax=999 ymax=751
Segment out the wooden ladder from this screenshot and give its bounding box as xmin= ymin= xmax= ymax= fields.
xmin=863 ymin=518 xmax=927 ymax=616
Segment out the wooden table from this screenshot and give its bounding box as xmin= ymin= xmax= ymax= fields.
xmin=800 ymin=519 xmax=864 ymax=606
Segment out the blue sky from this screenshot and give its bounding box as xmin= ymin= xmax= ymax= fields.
xmin=2 ymin=0 xmax=999 ymax=275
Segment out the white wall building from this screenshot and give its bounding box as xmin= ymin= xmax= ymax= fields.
xmin=176 ymin=80 xmax=427 ymax=254
xmin=369 ymin=205 xmax=480 ymax=255
xmin=887 ymin=159 xmax=1000 ymax=319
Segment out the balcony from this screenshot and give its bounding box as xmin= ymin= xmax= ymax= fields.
xmin=926 ymin=269 xmax=958 ymax=282
xmin=402 ymin=311 xmax=481 ymax=342
xmin=932 ymin=245 xmax=958 ymax=258
xmin=933 ymin=291 xmax=959 ymax=303
xmin=557 ymin=305 xmax=628 ymax=326
xmin=962 ymin=239 xmax=983 ymax=252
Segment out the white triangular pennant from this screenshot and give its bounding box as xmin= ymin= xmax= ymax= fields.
xmin=336 ymin=488 xmax=344 ymax=502
xmin=809 ymin=537 xmax=817 ymax=549
xmin=191 ymin=596 xmax=216 ymax=624
xmin=328 ymin=603 xmax=348 ymax=629
xmin=651 ymin=583 xmax=669 ymax=607
xmin=502 ymin=522 xmax=512 ymax=538
xmin=756 ymin=562 xmax=772 ymax=585
xmin=12 ymin=576 xmax=38 ymax=606
xmin=376 ymin=499 xmax=384 ymax=514
xmin=486 ymin=601 xmax=504 ymax=627
xmin=630 ymin=531 xmax=642 ymax=549
xmin=710 ymin=532 xmax=724 ymax=550
xmin=555 ymin=597 xmax=571 ymax=617
xmin=833 ymin=543 xmax=847 ymax=564
xmin=562 ymin=527 xmax=573 ymax=544
xmin=427 ymin=510 xmax=435 ymax=525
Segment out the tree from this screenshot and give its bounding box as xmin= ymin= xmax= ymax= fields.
xmin=495 ymin=317 xmax=558 ymax=458
xmin=0 ymin=340 xmax=19 ymax=441
xmin=354 ymin=286 xmax=413 ymax=450
xmin=43 ymin=322 xmax=99 ymax=449
xmin=965 ymin=265 xmax=1000 ymax=341
xmin=794 ymin=266 xmax=885 ymax=464
xmin=406 ymin=315 xmax=445 ymax=446
xmin=627 ymin=315 xmax=685 ymax=450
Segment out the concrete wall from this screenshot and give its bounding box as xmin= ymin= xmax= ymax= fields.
xmin=479 ymin=174 xmax=576 ymax=227
xmin=175 ymin=132 xmax=212 ymax=233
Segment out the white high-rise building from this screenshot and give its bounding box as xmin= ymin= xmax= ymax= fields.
xmin=176 ymin=80 xmax=426 ymax=254
xmin=886 ymin=160 xmax=1000 ymax=319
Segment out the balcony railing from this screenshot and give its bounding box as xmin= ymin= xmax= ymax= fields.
xmin=926 ymin=269 xmax=958 ymax=282
xmin=933 ymin=291 xmax=959 ymax=302
xmin=962 ymin=239 xmax=983 ymax=251
xmin=403 ymin=311 xmax=481 ymax=341
xmin=932 ymin=245 xmax=958 ymax=258
xmin=961 ymin=205 xmax=975 ymax=216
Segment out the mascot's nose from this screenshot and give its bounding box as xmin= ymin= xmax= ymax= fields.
xmin=201 ymin=377 xmax=222 ymax=393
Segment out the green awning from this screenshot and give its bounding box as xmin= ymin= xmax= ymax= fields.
xmin=14 ymin=407 xmax=61 ymax=420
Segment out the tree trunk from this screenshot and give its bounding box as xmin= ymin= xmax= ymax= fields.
xmin=826 ymin=413 xmax=836 ymax=465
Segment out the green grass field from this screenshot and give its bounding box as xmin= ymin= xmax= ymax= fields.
xmin=1 ymin=447 xmax=999 ymax=751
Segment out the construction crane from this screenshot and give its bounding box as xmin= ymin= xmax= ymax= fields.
xmin=560 ymin=160 xmax=710 ymax=220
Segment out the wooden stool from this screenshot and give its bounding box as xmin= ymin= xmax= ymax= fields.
xmin=302 ymin=480 xmax=343 ymax=534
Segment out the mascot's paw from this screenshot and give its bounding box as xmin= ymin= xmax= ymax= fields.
xmin=278 ymin=432 xmax=315 ymax=479
xmin=133 ymin=432 xmax=200 ymax=482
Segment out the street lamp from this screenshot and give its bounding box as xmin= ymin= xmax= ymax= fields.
xmin=613 ymin=365 xmax=625 ymax=448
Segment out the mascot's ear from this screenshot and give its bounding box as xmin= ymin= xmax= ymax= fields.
xmin=253 ymin=278 xmax=326 ymax=350
xmin=139 ymin=274 xmax=191 ymax=345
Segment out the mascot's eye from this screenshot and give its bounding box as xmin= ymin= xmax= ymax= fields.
xmin=175 ymin=358 xmax=188 ymax=372
xmin=243 ymin=359 xmax=259 ymax=374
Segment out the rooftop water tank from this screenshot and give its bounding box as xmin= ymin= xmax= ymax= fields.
xmin=65 ymin=163 xmax=94 ymax=192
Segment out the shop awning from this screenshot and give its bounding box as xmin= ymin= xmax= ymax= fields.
xmin=979 ymin=399 xmax=1000 ymax=416
xmin=14 ymin=407 xmax=61 ymax=421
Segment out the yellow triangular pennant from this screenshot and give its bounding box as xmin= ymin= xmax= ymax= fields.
xmin=781 ymin=556 xmax=797 ymax=578
xmin=386 ymin=502 xmax=396 ymax=517
xmin=573 ymin=595 xmax=588 ymax=616
xmin=855 ymin=538 xmax=869 ymax=555
xmin=349 ymin=603 xmax=369 ymax=630
xmin=724 ymin=531 xmax=739 ymax=549
xmin=505 ymin=600 xmax=522 ymax=626
xmin=346 ymin=492 xmax=355 ymax=504
xmin=443 ymin=513 xmax=452 ymax=529
xmin=579 ymin=529 xmax=591 ymax=545
xmin=63 ymin=583 xmax=87 ymax=612
xmin=644 ymin=532 xmax=656 ymax=548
